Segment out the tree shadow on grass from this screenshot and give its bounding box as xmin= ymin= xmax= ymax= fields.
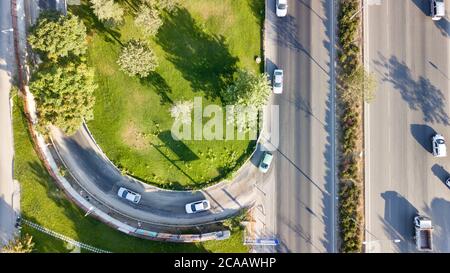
xmin=374 ymin=54 xmax=450 ymax=125
xmin=157 ymin=130 xmax=199 ymax=161
xmin=155 ymin=7 xmax=238 ymax=101
xmin=248 ymin=0 xmax=265 ymax=72
xmin=69 ymin=1 xmax=123 ymax=46
xmin=140 ymin=72 xmax=173 ymax=105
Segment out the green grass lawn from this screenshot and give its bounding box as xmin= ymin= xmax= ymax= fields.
xmin=13 ymin=96 xmax=248 ymax=253
xmin=70 ymin=0 xmax=264 ymax=189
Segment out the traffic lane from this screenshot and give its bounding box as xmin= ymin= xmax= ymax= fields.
xmin=52 ymin=128 xmax=245 ymax=222
xmin=272 ymin=0 xmax=312 ymax=253
xmin=367 ymin=0 xmax=450 ymax=252
xmin=272 ymin=0 xmax=334 ymax=252
xmin=367 ymin=0 xmax=427 ymax=253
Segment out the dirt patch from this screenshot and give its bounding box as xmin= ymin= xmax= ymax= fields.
xmin=121 ymin=121 xmax=150 ymax=150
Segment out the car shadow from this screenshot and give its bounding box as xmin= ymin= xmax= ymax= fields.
xmin=410 ymin=124 xmax=436 ymax=153
xmin=380 ymin=191 xmax=419 ymax=252
xmin=431 ymin=164 xmax=450 ymax=184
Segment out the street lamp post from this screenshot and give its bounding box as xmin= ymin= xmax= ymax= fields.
xmin=349 ymin=1 xmax=365 ymax=21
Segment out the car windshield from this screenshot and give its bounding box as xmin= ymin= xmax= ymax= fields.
xmin=261 ymin=163 xmax=268 ymax=168
xmin=437 ymin=139 xmax=445 ymax=144
xmin=274 ymin=82 xmax=282 ymax=87
xmin=191 ymin=204 xmax=197 ymax=212
xmin=278 ymin=4 xmax=287 ymax=9
xmin=122 ymin=191 xmax=128 ymax=198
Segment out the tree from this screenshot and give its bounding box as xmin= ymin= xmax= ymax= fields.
xmin=339 ymin=65 xmax=377 ymax=106
xmin=223 ymin=70 xmax=271 ymax=108
xmin=89 ymin=0 xmax=124 ymax=26
xmin=117 ymin=40 xmax=159 ymax=78
xmin=1 ymin=234 xmax=34 ymax=253
xmin=135 ymin=4 xmax=163 ymax=36
xmin=142 ymin=0 xmax=179 ymax=13
xmin=30 ymin=62 xmax=97 ymax=135
xmin=28 ymin=11 xmax=87 ymax=61
xmin=170 ymin=100 xmax=194 ymax=124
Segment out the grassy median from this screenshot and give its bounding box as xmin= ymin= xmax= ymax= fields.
xmin=69 ymin=0 xmax=263 ymax=190
xmin=13 ymin=95 xmax=248 ymax=253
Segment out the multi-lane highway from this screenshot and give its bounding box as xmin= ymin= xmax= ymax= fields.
xmin=365 ymin=0 xmax=450 ymax=252
xmin=264 ymin=0 xmax=336 ymax=253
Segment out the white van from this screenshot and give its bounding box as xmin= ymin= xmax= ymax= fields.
xmin=430 ymin=0 xmax=445 ymax=21
xmin=432 ymin=134 xmax=447 ymax=157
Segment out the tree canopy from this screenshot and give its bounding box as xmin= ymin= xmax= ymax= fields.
xmin=1 ymin=234 xmax=34 ymax=253
xmin=135 ymin=4 xmax=163 ymax=36
xmin=28 ymin=11 xmax=87 ymax=61
xmin=117 ymin=40 xmax=159 ymax=78
xmin=89 ymin=0 xmax=124 ymax=26
xmin=223 ymin=70 xmax=271 ymax=108
xmin=30 ymin=62 xmax=97 ymax=135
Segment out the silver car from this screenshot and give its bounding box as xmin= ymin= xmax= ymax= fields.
xmin=276 ymin=0 xmax=288 ymax=17
xmin=185 ymin=200 xmax=211 ymax=214
xmin=259 ymin=152 xmax=273 ymax=173
xmin=273 ymin=69 xmax=283 ymax=94
xmin=117 ymin=187 xmax=141 ymax=204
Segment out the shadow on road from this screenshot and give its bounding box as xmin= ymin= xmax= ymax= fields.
xmin=380 ymin=191 xmax=418 ymax=252
xmin=410 ymin=124 xmax=436 ymax=153
xmin=431 ymin=164 xmax=450 ymax=184
xmin=424 ymin=198 xmax=450 ymax=252
xmin=411 ymin=0 xmax=450 ymax=37
xmin=374 ymin=54 xmax=450 ymax=125
xmin=320 ymin=0 xmax=334 ymax=253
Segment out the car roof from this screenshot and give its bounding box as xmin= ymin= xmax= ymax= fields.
xmin=436 ymin=2 xmax=445 ymax=14
xmin=263 ymin=152 xmax=273 ymax=163
xmin=278 ymin=0 xmax=287 ymax=4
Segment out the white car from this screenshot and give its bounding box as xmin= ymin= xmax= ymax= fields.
xmin=445 ymin=177 xmax=450 ymax=189
xmin=258 ymin=152 xmax=273 ymax=173
xmin=276 ymin=0 xmax=288 ymax=17
xmin=273 ymin=69 xmax=283 ymax=94
xmin=117 ymin=187 xmax=141 ymax=204
xmin=432 ymin=134 xmax=447 ymax=157
xmin=185 ymin=200 xmax=210 ymax=214
xmin=430 ymin=0 xmax=445 ymax=21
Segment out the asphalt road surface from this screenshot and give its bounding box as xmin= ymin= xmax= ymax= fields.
xmin=263 ymin=0 xmax=336 ymax=252
xmin=0 ymin=0 xmax=18 ymax=247
xmin=51 ymin=124 xmax=261 ymax=226
xmin=365 ymin=0 xmax=450 ymax=252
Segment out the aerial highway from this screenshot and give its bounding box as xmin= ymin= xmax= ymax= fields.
xmin=263 ymin=0 xmax=336 ymax=252
xmin=22 ymin=0 xmax=338 ymax=251
xmin=365 ymin=0 xmax=450 ymax=252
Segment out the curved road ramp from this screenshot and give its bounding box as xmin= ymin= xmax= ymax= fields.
xmin=41 ymin=124 xmax=260 ymax=242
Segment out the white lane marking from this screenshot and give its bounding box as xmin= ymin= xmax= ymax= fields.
xmin=330 ymin=0 xmax=337 ymax=253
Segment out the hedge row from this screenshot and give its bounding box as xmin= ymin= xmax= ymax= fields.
xmin=337 ymin=0 xmax=363 ymax=253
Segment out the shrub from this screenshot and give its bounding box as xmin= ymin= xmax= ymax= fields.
xmin=117 ymin=40 xmax=159 ymax=78
xmin=135 ymin=4 xmax=163 ymax=36
xmin=89 ymin=0 xmax=124 ymax=26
